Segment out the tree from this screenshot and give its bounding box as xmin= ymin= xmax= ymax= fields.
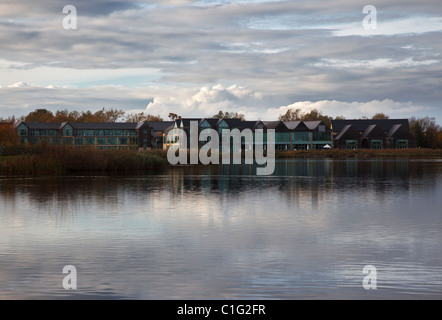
xmin=372 ymin=113 xmax=390 ymax=119
xmin=24 ymin=109 xmax=54 ymax=122
xmin=436 ymin=130 xmax=442 ymax=149
xmin=125 ymin=112 xmax=163 ymax=122
xmin=168 ymin=113 xmax=179 ymax=121
xmin=278 ymin=108 xmax=301 ymax=121
xmin=76 ymin=108 xmax=126 ymax=122
xmin=51 ymin=109 xmax=81 ymax=122
xmin=212 ymin=110 xmax=245 ymax=121
xmin=89 ymin=108 xmax=125 ymax=122
xmin=278 ymin=107 xmax=333 ymax=127
xmin=409 ymin=116 xmax=440 ymax=149
xmin=0 ymin=119 xmax=20 ymax=146
xmin=301 ymin=109 xmax=332 ymax=128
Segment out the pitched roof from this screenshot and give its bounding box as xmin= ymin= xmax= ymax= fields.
xmin=145 ymin=121 xmax=174 ymax=131
xmin=70 ymin=122 xmax=141 ymax=130
xmin=304 ymin=121 xmax=323 ymax=131
xmin=175 ymin=118 xmax=203 ymax=127
xmin=331 ymin=119 xmax=410 ymax=132
xmin=387 ymin=124 xmax=403 ymax=137
xmin=335 ymin=124 xmax=353 ymax=140
xmin=262 ymin=121 xmax=281 ymax=129
xmin=362 ymin=124 xmax=377 ymax=138
xmin=21 ymin=122 xmax=63 ymax=130
xmin=238 ymin=120 xmax=260 ymax=130
xmin=222 ymin=118 xmax=245 ymax=128
xmin=283 ymin=121 xmax=302 ymax=130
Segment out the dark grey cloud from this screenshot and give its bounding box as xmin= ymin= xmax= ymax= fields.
xmin=0 ymin=0 xmax=441 ymax=121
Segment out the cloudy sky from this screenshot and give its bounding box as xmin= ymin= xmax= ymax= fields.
xmin=0 ymin=0 xmax=441 ymax=122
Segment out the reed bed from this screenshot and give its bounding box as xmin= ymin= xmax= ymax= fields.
xmin=0 ymin=145 xmax=168 ymax=176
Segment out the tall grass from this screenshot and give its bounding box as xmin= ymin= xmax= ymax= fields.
xmin=0 ymin=145 xmax=168 ymax=176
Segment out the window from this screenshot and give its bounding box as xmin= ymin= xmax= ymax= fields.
xmin=119 ymin=137 xmax=128 ymax=145
xmin=313 ymin=131 xmax=331 ymax=141
xmin=94 ymin=130 xmax=104 ymax=136
xmin=346 ymin=140 xmax=358 ymax=150
xmin=63 ymin=137 xmax=73 ymax=145
xmin=74 ymin=138 xmax=84 ymax=146
xmin=293 ymin=132 xmax=310 ymax=142
xmin=97 ymin=138 xmax=107 ymax=146
xmin=20 ymin=129 xmax=28 ymax=136
xmin=370 ymin=140 xmax=383 ymax=150
xmin=86 ymin=138 xmax=95 ymax=145
xmin=396 ymin=140 xmax=408 ymax=149
xmin=108 ymin=138 xmax=117 ymax=145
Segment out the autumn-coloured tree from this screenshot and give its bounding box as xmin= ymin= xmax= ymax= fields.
xmin=410 ymin=116 xmax=440 ymax=149
xmin=436 ymin=131 xmax=442 ymax=149
xmin=0 ymin=118 xmax=20 ymax=146
xmin=212 ymin=110 xmax=245 ymax=121
xmin=125 ymin=112 xmax=163 ymax=122
xmin=300 ymin=109 xmax=332 ymax=128
xmin=24 ymin=109 xmax=54 ymax=122
xmin=278 ymin=108 xmax=301 ymax=121
xmin=23 ymin=107 xmax=126 ymax=123
xmin=372 ymin=113 xmax=390 ymax=119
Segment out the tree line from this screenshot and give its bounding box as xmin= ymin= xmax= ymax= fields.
xmin=1 ymin=107 xmax=441 ymax=149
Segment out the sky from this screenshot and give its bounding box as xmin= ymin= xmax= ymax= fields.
xmin=0 ymin=0 xmax=441 ymax=122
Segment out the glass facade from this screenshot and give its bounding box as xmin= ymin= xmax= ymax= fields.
xmin=19 ymin=124 xmax=141 ymax=149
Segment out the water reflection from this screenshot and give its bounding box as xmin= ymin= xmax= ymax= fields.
xmin=0 ymin=159 xmax=442 ymax=299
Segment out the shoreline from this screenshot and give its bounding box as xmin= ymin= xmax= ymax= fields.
xmin=1 ymin=148 xmax=441 ymax=176
xmin=275 ymin=148 xmax=442 ymax=159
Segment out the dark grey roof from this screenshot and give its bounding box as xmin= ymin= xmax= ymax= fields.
xmin=362 ymin=124 xmax=377 ymax=138
xmin=21 ymin=122 xmax=63 ymax=130
xmin=146 ymin=121 xmax=174 ymax=131
xmin=262 ymin=121 xmax=281 ymax=129
xmin=70 ymin=122 xmax=140 ymax=130
xmin=175 ymin=118 xmax=203 ymax=127
xmin=304 ymin=121 xmax=323 ymax=131
xmin=335 ymin=124 xmax=352 ymax=140
xmin=387 ymin=124 xmax=403 ymax=137
xmin=283 ymin=121 xmax=302 ymax=130
xmin=238 ymin=120 xmax=259 ymax=130
xmin=202 ymin=118 xmax=220 ymax=126
xmin=222 ymin=118 xmax=244 ymax=128
xmin=332 ymin=119 xmax=410 ymax=132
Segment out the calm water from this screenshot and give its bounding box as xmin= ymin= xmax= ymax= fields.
xmin=1 ymin=158 xmax=442 ymax=300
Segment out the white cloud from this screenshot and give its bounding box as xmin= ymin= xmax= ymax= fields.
xmin=8 ymin=82 xmax=31 ymax=88
xmin=267 ymin=99 xmax=429 ymax=120
xmin=145 ymin=84 xmax=264 ymax=118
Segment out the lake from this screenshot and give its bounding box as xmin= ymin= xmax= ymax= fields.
xmin=1 ymin=158 xmax=442 ymax=299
